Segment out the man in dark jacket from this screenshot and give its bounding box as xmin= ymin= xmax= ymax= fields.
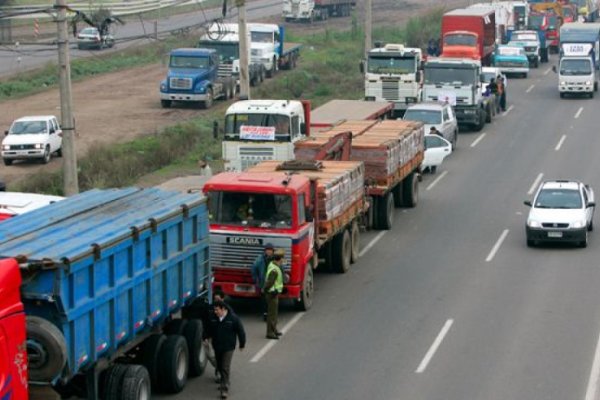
xmin=204 ymin=301 xmax=246 ymax=399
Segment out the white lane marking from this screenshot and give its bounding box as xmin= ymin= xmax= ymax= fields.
xmin=584 ymin=325 xmax=600 ymax=400
xmin=575 ymin=107 xmax=584 ymax=119
xmin=528 ymin=173 xmax=544 ymax=195
xmin=415 ymin=319 xmax=454 ymax=373
xmin=359 ymin=231 xmax=387 ymax=257
xmin=555 ymin=134 xmax=567 ymax=151
xmin=502 ymin=105 xmax=514 ymax=116
xmin=544 ymin=67 xmax=552 ymax=75
xmin=526 ymin=84 xmax=535 ymax=93
xmin=250 ymin=312 xmax=305 ymax=363
xmin=426 ymin=170 xmax=448 ymax=191
xmin=486 ymin=229 xmax=509 ymax=262
xmin=470 ymin=132 xmax=487 ymax=148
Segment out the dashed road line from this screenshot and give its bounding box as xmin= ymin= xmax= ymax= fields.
xmin=544 ymin=67 xmax=552 ymax=75
xmin=526 ymin=84 xmax=535 ymax=93
xmin=359 ymin=231 xmax=387 ymax=257
xmin=486 ymin=229 xmax=509 ymax=262
xmin=575 ymin=107 xmax=584 ymax=119
xmin=426 ymin=170 xmax=448 ymax=191
xmin=584 ymin=325 xmax=600 ymax=400
xmin=528 ymin=173 xmax=544 ymax=195
xmin=470 ymin=132 xmax=487 ymax=148
xmin=250 ymin=312 xmax=305 ymax=363
xmin=416 ymin=319 xmax=454 ymax=373
xmin=502 ymin=105 xmax=514 ymax=116
xmin=555 ymin=134 xmax=567 ymax=151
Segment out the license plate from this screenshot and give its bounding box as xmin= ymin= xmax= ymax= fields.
xmin=234 ymin=284 xmax=256 ymax=293
xmin=548 ymin=231 xmax=563 ymax=238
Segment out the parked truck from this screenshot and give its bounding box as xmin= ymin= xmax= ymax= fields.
xmin=160 ymin=48 xmax=236 ymax=109
xmin=0 ymin=188 xmax=211 ymax=399
xmin=248 ymin=23 xmax=302 ymax=78
xmin=559 ymin=22 xmax=600 ymax=67
xmin=423 ymin=57 xmax=488 ymax=131
xmin=362 ymin=43 xmax=423 ymax=118
xmin=441 ymin=8 xmax=497 ymax=65
xmin=204 ymin=119 xmax=423 ymax=310
xmin=283 ymin=0 xmax=354 ymax=22
xmin=198 ymin=23 xmax=266 ymax=88
xmin=219 ymin=98 xmax=392 ymax=172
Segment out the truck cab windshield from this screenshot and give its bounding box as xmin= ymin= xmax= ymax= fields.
xmin=444 ymin=34 xmax=477 ymax=47
xmin=199 ymin=42 xmax=239 ymax=61
xmin=224 ymin=113 xmax=293 ymax=140
xmin=425 ymin=66 xmax=476 ymax=85
xmin=251 ymin=32 xmax=273 ymax=43
xmin=170 ymin=55 xmax=209 ymax=69
xmin=367 ymin=56 xmax=416 ymax=74
xmin=560 ymin=59 xmax=592 ymax=75
xmin=208 ymin=191 xmax=293 ymax=228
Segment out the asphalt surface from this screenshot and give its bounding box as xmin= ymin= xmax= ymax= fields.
xmin=154 ymin=56 xmax=600 ymax=400
xmin=0 ymin=0 xmax=281 ymax=77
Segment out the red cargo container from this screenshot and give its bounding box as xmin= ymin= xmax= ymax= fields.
xmin=441 ymin=8 xmax=497 ymax=65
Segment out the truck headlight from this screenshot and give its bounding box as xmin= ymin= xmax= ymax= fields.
xmin=34 ymin=144 xmax=43 ymax=149
xmin=560 ymin=81 xmax=567 ymax=86
xmin=527 ymin=220 xmax=541 ymax=228
xmin=160 ymin=82 xmax=167 ymax=91
xmin=586 ymin=81 xmax=592 ymax=86
xmin=2 ymin=145 xmax=9 ymax=150
xmin=572 ymin=220 xmax=586 ymax=228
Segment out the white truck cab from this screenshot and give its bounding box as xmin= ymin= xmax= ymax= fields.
xmin=222 ymin=100 xmax=307 ymax=171
xmin=248 ymin=23 xmax=281 ymax=76
xmin=2 ymin=115 xmax=63 ymax=166
xmin=557 ymin=43 xmax=598 ymax=98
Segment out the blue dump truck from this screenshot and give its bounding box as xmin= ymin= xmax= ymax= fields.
xmin=160 ymin=48 xmax=236 ymax=109
xmin=0 ymin=187 xmax=210 ymax=399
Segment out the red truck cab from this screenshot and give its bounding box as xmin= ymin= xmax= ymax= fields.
xmin=204 ymin=172 xmax=314 ymax=303
xmin=441 ymin=8 xmax=496 ymax=65
xmin=0 ymin=259 xmax=28 ymax=400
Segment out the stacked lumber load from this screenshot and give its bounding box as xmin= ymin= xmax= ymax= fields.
xmin=318 ymin=120 xmax=378 ymax=137
xmin=350 ymin=120 xmax=424 ymax=184
xmin=247 ymin=160 xmax=365 ymax=222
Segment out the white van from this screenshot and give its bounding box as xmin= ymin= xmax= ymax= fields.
xmin=2 ymin=116 xmax=63 ymax=165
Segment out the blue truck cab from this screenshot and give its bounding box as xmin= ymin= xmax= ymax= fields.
xmin=160 ymin=48 xmax=234 ymax=109
xmin=492 ymin=44 xmax=530 ymax=77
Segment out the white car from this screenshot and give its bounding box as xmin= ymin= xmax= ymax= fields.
xmin=0 ymin=192 xmax=64 ymax=221
xmin=525 ymin=180 xmax=595 ymax=248
xmin=404 ymin=102 xmax=458 ymax=149
xmin=2 ymin=116 xmax=63 ymax=165
xmin=422 ymin=134 xmax=452 ymax=174
xmin=77 ymin=27 xmax=115 ymax=50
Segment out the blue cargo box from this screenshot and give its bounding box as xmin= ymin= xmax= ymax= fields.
xmin=0 ymin=187 xmax=210 ymax=381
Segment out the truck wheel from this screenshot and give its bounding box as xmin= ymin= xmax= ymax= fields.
xmin=560 ymin=92 xmax=565 ymax=99
xmin=295 ymin=265 xmax=314 ymax=311
xmin=161 ymin=100 xmax=171 ymax=108
xmin=350 ymin=220 xmax=360 ymax=263
xmin=376 ymin=192 xmax=394 ymax=230
xmin=590 ymin=91 xmax=595 ymax=99
xmin=202 ymin=89 xmax=213 ymax=109
xmin=3 ymin=159 xmax=12 ymax=166
xmin=392 ymin=183 xmax=403 ymax=207
xmin=121 ymin=365 xmax=151 ymax=400
xmin=485 ymin=104 xmax=492 ymax=123
xmin=104 ymin=364 xmax=129 ymax=400
xmin=158 ymin=335 xmax=189 ymax=394
xmin=140 ymin=334 xmax=166 ymax=391
xmin=26 ymin=316 xmax=68 ymax=382
xmin=595 ymin=81 xmax=598 ymax=92
xmin=402 ymin=172 xmax=419 ymax=208
xmin=164 ymin=319 xmax=188 ymax=335
xmin=332 ymin=229 xmax=351 ymax=273
xmin=183 ymin=319 xmax=207 ymax=378
xmin=259 ymin=66 xmax=265 ymax=82
xmin=474 ymin=110 xmax=485 ymax=131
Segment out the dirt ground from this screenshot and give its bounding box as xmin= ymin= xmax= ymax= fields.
xmin=0 ymin=0 xmax=468 ymax=186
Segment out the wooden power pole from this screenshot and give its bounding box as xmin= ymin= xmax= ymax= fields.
xmin=56 ymin=0 xmax=79 ymax=195
xmin=364 ymin=0 xmax=372 ymax=59
xmin=237 ymin=0 xmax=250 ymax=99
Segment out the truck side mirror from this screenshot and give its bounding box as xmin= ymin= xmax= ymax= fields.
xmin=359 ymin=60 xmax=364 ymax=74
xmin=552 ymin=65 xmax=557 ymax=73
xmin=213 ymin=121 xmax=219 ymax=139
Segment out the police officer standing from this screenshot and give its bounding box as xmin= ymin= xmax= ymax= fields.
xmin=264 ymin=250 xmax=285 ymax=339
xmin=251 ymin=243 xmax=274 ymax=320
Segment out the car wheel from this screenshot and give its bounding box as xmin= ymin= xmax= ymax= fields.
xmin=3 ymin=159 xmax=12 ymax=166
xmin=56 ymin=147 xmax=63 ymax=157
xmin=526 ymin=239 xmax=535 ymax=247
xmin=161 ymin=100 xmax=172 ymax=108
xmin=42 ymin=146 xmax=51 ymax=164
xmin=589 ymin=220 xmax=594 ymax=232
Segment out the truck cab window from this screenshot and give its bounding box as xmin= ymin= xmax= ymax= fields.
xmin=297 ymin=193 xmax=306 ymax=225
xmin=291 ymin=116 xmax=300 ymax=137
xmin=212 ymin=191 xmax=293 ymax=228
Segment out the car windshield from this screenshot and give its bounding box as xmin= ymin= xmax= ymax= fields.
xmin=199 ymin=42 xmax=239 ymax=61
xmin=10 ymin=121 xmax=47 ymax=134
xmin=404 ymin=109 xmax=442 ymax=124
xmin=535 ymin=188 xmax=582 ymax=209
xmin=169 ymin=55 xmax=209 ymax=69
xmin=367 ymin=55 xmax=416 ymax=74
xmin=224 ymin=113 xmax=292 ymax=140
xmin=251 ymin=31 xmax=273 ymax=43
xmin=208 ymin=191 xmax=293 ymax=228
xmin=444 ymin=34 xmax=477 ymax=47
xmin=80 ymin=28 xmax=97 ymax=35
xmin=560 ymin=59 xmax=592 ymax=75
xmin=425 ymin=66 xmax=475 ymax=85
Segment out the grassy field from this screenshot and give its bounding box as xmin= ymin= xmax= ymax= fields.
xmin=12 ymin=7 xmax=446 ymax=194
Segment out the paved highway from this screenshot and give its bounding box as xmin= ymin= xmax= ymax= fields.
xmin=0 ymin=0 xmax=281 ymax=77
xmin=154 ymin=56 xmax=600 ymax=400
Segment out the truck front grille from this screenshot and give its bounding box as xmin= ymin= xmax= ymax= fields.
xmin=239 ymin=147 xmax=275 ymax=170
xmin=210 ymin=234 xmax=292 ymax=271
xmin=218 ymin=65 xmax=233 ymax=78
xmin=497 ymin=62 xmax=526 ymax=67
xmin=169 ymin=77 xmax=193 ymax=90
xmin=382 ymin=80 xmax=400 ymax=100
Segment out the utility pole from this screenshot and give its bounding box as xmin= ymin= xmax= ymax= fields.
xmin=56 ymin=0 xmax=79 ymax=195
xmin=237 ymin=0 xmax=250 ymax=99
xmin=364 ymin=0 xmax=372 ymax=59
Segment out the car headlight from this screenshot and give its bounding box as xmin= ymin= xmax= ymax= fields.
xmin=2 ymin=145 xmax=9 ymax=151
xmin=586 ymin=81 xmax=592 ymax=85
xmin=34 ymin=144 xmax=44 ymax=149
xmin=572 ymin=220 xmax=586 ymax=228
xmin=527 ymin=220 xmax=541 ymax=228
xmin=560 ymin=81 xmax=567 ymax=86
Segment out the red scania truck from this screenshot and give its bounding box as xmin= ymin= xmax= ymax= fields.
xmin=441 ymin=8 xmax=497 ymax=65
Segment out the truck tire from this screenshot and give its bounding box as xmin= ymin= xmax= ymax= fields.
xmin=376 ymin=192 xmax=394 ymax=230
xmin=560 ymin=92 xmax=565 ymax=99
xmin=104 ymin=364 xmax=129 ymax=400
xmin=331 ymin=229 xmax=351 ymax=273
xmin=161 ymin=100 xmax=172 ymax=108
xmin=485 ymin=104 xmax=492 ymax=123
xmin=392 ymin=183 xmax=403 ymax=207
xmin=140 ymin=334 xmax=166 ymax=391
xmin=158 ymin=335 xmax=189 ymax=394
xmin=3 ymin=159 xmax=12 ymax=166
xmin=590 ymin=91 xmax=595 ymax=99
xmin=26 ymin=316 xmax=68 ymax=382
xmin=541 ymin=48 xmax=548 ymax=63
xmin=202 ymin=89 xmax=213 ymax=109
xmin=295 ymin=265 xmax=314 ymax=311
xmin=402 ymin=172 xmax=418 ymax=208
xmin=164 ymin=319 xmax=188 ymax=335
xmin=259 ymin=66 xmax=265 ymax=83
xmin=350 ymin=220 xmax=360 ymax=263
xmin=474 ymin=110 xmax=485 ymax=131
xmin=183 ymin=319 xmax=207 ymax=377
xmin=121 ymin=365 xmax=151 ymax=400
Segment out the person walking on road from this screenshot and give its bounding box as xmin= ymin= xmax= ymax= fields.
xmin=204 ymin=301 xmax=246 ymax=399
xmin=264 ymin=250 xmax=285 ymax=339
xmin=251 ymin=243 xmax=274 ymax=320
xmin=203 ymin=289 xmax=230 ymax=383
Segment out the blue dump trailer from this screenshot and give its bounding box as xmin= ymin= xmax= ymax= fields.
xmin=0 ymin=187 xmax=211 ymax=399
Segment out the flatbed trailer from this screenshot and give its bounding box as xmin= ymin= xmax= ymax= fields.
xmin=310 ymin=99 xmax=393 ymax=129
